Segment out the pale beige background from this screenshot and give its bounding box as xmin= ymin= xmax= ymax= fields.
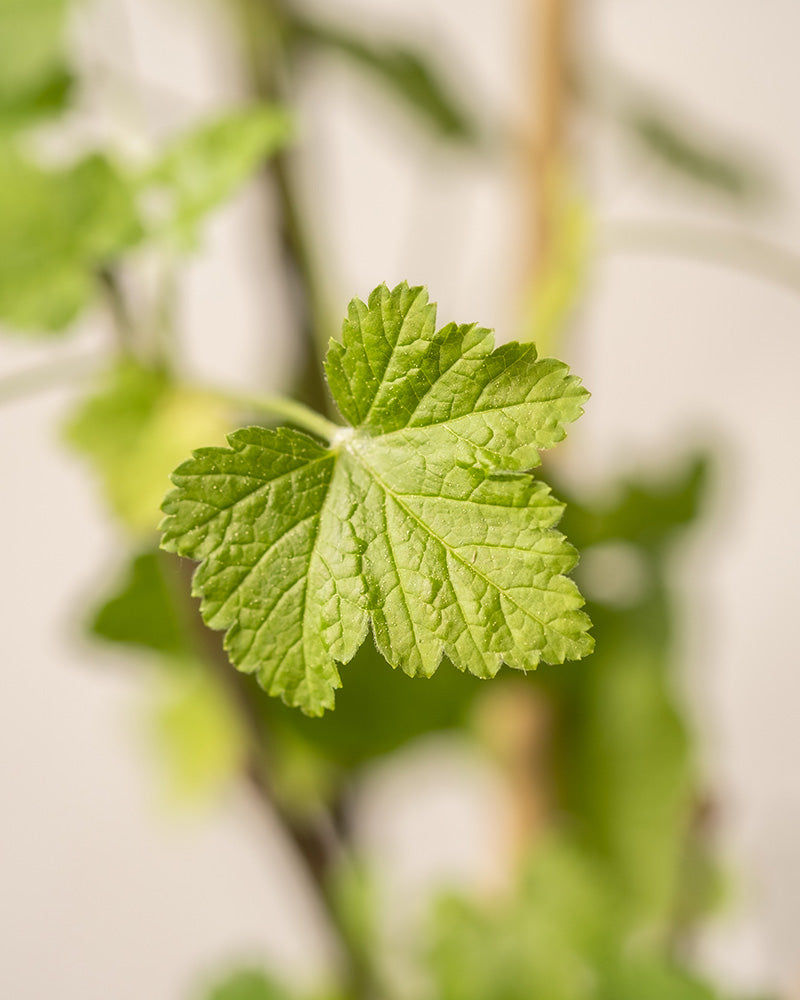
xmin=1 ymin=1 xmax=799 ymax=998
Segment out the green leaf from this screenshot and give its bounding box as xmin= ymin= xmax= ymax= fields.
xmin=293 ymin=17 xmax=475 ymax=143
xmin=141 ymin=105 xmax=293 ymax=246
xmin=65 ymin=360 xmax=233 ymax=533
xmin=0 ymin=148 xmax=140 ymax=333
xmin=161 ymin=282 xmax=591 ymax=715
xmin=205 ymin=971 xmax=292 ymax=1000
xmin=0 ymin=0 xmax=71 ymax=129
xmin=89 ymin=549 xmax=190 ymax=658
xmin=150 ymin=662 xmax=246 ymax=804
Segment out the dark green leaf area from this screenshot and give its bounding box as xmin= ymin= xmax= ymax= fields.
xmin=0 ymin=149 xmax=140 ymax=333
xmin=264 ymin=632 xmax=483 ymax=769
xmin=0 ymin=68 xmax=72 ymax=133
xmin=539 ymin=455 xmax=713 ymax=930
xmin=293 ymin=17 xmax=475 ymax=142
xmin=561 ymin=454 xmax=709 ymax=555
xmin=90 ymin=550 xmax=189 ymax=659
xmin=627 ymin=107 xmax=766 ymax=203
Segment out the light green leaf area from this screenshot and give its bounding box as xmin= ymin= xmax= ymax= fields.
xmin=141 ymin=105 xmax=293 ymax=246
xmin=66 ymin=360 xmax=233 ymax=533
xmin=0 ymin=0 xmax=71 ymax=129
xmin=161 ymin=282 xmax=592 ymax=716
xmin=205 ymin=970 xmax=294 ymax=1000
xmin=429 ymin=839 xmax=739 ymax=1000
xmin=150 ymin=662 xmax=245 ymax=805
xmin=0 ymin=148 xmax=140 ymax=334
xmin=293 ymin=18 xmax=475 ymax=143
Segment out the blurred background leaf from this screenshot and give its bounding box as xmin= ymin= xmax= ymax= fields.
xmin=150 ymin=661 xmax=246 ymax=804
xmin=90 ymin=549 xmax=191 ymax=658
xmin=203 ymin=968 xmax=298 ymax=1000
xmin=64 ymin=361 xmax=233 ymax=533
xmin=291 ymin=15 xmax=477 ymax=144
xmin=140 ymin=105 xmax=294 ymax=248
xmin=0 ymin=149 xmax=140 ymax=333
xmin=540 ymin=456 xmax=713 ymax=934
xmin=624 ymin=105 xmax=766 ymax=204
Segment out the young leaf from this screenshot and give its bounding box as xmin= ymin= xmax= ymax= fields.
xmin=140 ymin=105 xmax=293 ymax=246
xmin=161 ymin=283 xmax=592 ymax=715
xmin=65 ymin=361 xmax=233 ymax=533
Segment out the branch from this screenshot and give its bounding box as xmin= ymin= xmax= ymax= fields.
xmin=601 ymin=219 xmax=800 ymax=300
xmin=0 ymin=352 xmax=98 ymax=406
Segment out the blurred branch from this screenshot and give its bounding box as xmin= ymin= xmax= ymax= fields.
xmin=164 ymin=552 xmax=373 ymax=996
xmin=96 ymin=266 xmax=137 ymax=354
xmin=236 ymin=0 xmax=332 ymax=416
xmin=524 ymin=0 xmax=570 ymax=281
xmin=576 ymin=63 xmax=770 ymax=205
xmin=601 ymin=219 xmax=800 ymax=300
xmin=0 ymin=352 xmax=98 ymax=406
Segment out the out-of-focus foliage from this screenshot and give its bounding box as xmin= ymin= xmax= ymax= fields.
xmin=0 ymin=149 xmax=140 ymax=333
xmin=203 ymin=969 xmax=296 ymax=1000
xmin=200 ymin=967 xmax=345 ymax=1000
xmin=151 ymin=662 xmax=246 ymax=803
xmin=89 ymin=549 xmax=246 ymax=804
xmin=140 ymin=106 xmax=293 ymax=247
xmin=0 ymin=0 xmax=72 ymax=132
xmin=623 ymin=104 xmax=766 ymax=204
xmin=428 ymin=838 xmax=747 ymax=1000
xmin=90 ymin=549 xmax=190 ymax=657
xmin=292 ymin=16 xmax=476 ymax=143
xmin=65 ymin=361 xmax=233 ymax=533
xmin=544 ymin=456 xmax=713 ymax=932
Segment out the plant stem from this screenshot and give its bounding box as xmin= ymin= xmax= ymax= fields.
xmin=162 ymin=550 xmax=371 ymax=996
xmin=200 ymin=385 xmax=340 ymax=441
xmin=601 ymin=218 xmax=800 ymax=300
xmin=97 ymin=266 xmax=137 ymax=354
xmin=236 ymin=0 xmax=333 ymax=416
xmin=524 ymin=0 xmax=570 ymax=282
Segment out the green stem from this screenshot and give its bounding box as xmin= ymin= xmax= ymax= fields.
xmin=200 ymin=385 xmax=340 ymax=441
xmin=601 ymin=219 xmax=800 ymax=300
